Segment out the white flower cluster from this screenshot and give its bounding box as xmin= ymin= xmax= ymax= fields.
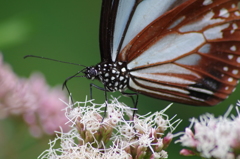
xmin=176 ymin=104 xmax=240 ymax=159
xmin=39 ymin=98 xmax=180 ymax=159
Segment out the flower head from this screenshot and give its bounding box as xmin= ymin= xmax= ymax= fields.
xmin=0 ymin=53 xmax=69 ymax=137
xmin=39 ymin=98 xmax=181 ymax=159
xmin=176 ymin=104 xmax=240 ymax=159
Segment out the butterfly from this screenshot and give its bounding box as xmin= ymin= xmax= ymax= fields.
xmin=77 ymin=0 xmax=240 ymax=107
xmin=23 ymin=0 xmax=238 ymax=108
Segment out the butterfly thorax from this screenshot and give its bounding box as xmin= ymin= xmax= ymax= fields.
xmin=85 ymin=61 xmax=129 ymax=92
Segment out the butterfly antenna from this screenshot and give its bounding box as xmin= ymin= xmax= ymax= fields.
xmin=24 ymin=55 xmax=87 ymax=67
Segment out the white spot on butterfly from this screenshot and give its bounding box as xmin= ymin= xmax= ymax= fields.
xmin=105 ymin=73 xmax=109 ymax=77
xmin=119 ymin=76 xmax=124 ymax=81
xmin=230 ymin=45 xmax=237 ymax=51
xmin=203 ymin=0 xmax=212 ymax=5
xmin=232 ymin=69 xmax=239 ymax=75
xmin=232 ymin=4 xmax=236 ymax=8
xmin=228 ymin=77 xmax=233 ymax=82
xmin=231 ymin=23 xmax=238 ymax=34
xmin=111 ymin=77 xmax=115 ymax=80
xmin=225 ymin=86 xmax=229 ymax=90
xmin=235 ymin=11 xmax=240 ymax=16
xmin=121 ymin=68 xmax=126 ymax=72
xmin=232 ymin=23 xmax=238 ymax=30
xmin=223 ymin=66 xmax=228 ymax=71
xmin=219 ymin=8 xmax=229 ymax=18
xmin=228 ymin=54 xmax=234 ymax=60
xmin=237 ymin=57 xmax=240 ymax=63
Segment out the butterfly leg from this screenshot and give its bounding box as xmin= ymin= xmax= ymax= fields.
xmin=90 ymin=83 xmax=109 ymax=120
xmin=62 ymin=70 xmax=86 ymax=105
xmin=121 ymin=92 xmax=139 ymax=120
xmin=62 ymin=75 xmax=76 ymax=105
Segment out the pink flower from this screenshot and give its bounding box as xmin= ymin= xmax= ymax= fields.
xmin=0 ymin=53 xmax=70 ymax=137
xmin=179 ymin=149 xmax=195 ymax=156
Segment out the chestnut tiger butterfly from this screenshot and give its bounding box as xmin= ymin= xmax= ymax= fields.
xmin=81 ymin=0 xmax=240 ymax=107
xmin=26 ymin=0 xmax=240 ymax=108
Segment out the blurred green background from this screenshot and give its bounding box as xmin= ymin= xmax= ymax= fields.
xmin=1 ymin=1 xmax=239 ymax=159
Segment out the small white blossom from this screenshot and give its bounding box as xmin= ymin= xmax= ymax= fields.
xmin=39 ymin=98 xmax=180 ymax=159
xmin=176 ymin=105 xmax=240 ymax=159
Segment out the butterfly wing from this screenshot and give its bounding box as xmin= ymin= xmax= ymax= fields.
xmin=99 ymin=0 xmax=117 ymax=62
xmin=99 ymin=0 xmax=188 ymax=62
xmin=116 ymin=0 xmax=240 ymax=106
